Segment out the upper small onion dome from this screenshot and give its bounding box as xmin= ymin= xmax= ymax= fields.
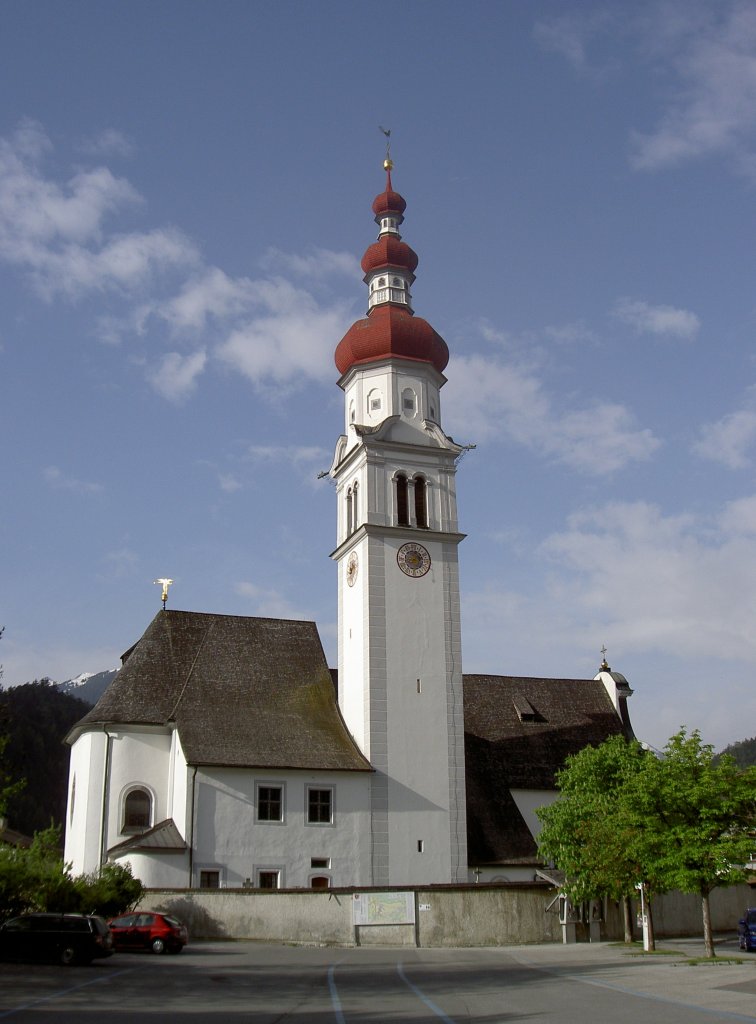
xmin=361 ymin=235 xmax=418 ymax=275
xmin=372 ymin=187 xmax=406 ymax=218
xmin=335 ymin=305 xmax=449 ymax=376
xmin=372 ymin=160 xmax=407 ymax=219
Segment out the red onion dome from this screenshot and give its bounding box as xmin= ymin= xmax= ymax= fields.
xmin=361 ymin=235 xmax=418 ymax=275
xmin=372 ymin=188 xmax=406 ymax=218
xmin=335 ymin=305 xmax=449 ymax=376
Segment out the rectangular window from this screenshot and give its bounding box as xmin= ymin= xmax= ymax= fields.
xmin=199 ymin=870 xmax=220 ymax=889
xmin=311 ymin=857 xmax=330 ymax=869
xmin=258 ymin=870 xmax=280 ymax=889
xmin=257 ymin=784 xmax=284 ymax=822
xmin=307 ymin=787 xmax=333 ymax=824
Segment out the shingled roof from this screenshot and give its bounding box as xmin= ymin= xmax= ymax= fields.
xmin=68 ymin=610 xmax=371 ymax=773
xmin=463 ymin=674 xmax=629 ymax=867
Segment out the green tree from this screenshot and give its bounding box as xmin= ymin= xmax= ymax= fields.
xmin=538 ymin=728 xmax=756 ymax=958
xmin=536 ymin=734 xmax=652 ymax=944
xmin=628 ymin=729 xmax=756 ymax=958
xmin=0 ymin=824 xmax=144 ymax=920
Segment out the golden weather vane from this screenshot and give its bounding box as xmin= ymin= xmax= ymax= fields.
xmin=378 ymin=125 xmax=392 ymax=169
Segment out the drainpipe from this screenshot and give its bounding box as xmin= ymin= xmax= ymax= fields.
xmin=99 ymin=729 xmax=113 ymax=871
xmin=188 ymin=767 xmax=198 ymax=888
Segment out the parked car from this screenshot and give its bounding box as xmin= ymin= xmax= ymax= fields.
xmin=738 ymin=908 xmax=756 ymax=952
xmin=107 ymin=911 xmax=188 ymax=954
xmin=0 ymin=913 xmax=113 ymax=965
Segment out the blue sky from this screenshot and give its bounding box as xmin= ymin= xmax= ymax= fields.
xmin=2 ymin=0 xmax=756 ymax=751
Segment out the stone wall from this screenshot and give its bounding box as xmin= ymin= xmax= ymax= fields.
xmin=139 ymin=882 xmax=753 ymax=948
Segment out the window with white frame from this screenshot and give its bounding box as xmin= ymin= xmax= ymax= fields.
xmin=257 ymin=869 xmax=281 ymax=889
xmin=307 ymin=787 xmax=333 ymax=825
xmin=200 ymin=870 xmax=220 ymax=889
xmin=256 ymin=784 xmax=284 ymax=822
xmin=122 ymin=786 xmax=152 ymax=833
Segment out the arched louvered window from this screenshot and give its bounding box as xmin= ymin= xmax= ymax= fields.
xmin=123 ymin=788 xmax=151 ymax=833
xmin=415 ymin=477 xmax=428 ymax=529
xmin=396 ymin=474 xmax=409 ymax=527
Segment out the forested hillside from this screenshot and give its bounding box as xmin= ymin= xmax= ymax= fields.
xmin=716 ymin=735 xmax=756 ymax=768
xmin=0 ymin=681 xmax=91 ymax=836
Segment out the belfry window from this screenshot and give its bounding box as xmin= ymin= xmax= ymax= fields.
xmin=414 ymin=477 xmax=428 ymax=529
xmin=346 ymin=484 xmax=359 ymax=535
xmin=122 ymin=787 xmax=151 ymax=834
xmin=396 ymin=474 xmax=409 ymax=527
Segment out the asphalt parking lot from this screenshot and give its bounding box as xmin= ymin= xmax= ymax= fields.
xmin=1 ymin=935 xmax=754 ymax=1023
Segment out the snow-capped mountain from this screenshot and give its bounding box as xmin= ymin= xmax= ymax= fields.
xmin=56 ymin=668 xmax=117 ymax=706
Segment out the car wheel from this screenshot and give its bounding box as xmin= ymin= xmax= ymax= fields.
xmin=60 ymin=946 xmax=78 ymax=966
xmin=151 ymin=938 xmax=166 ymax=954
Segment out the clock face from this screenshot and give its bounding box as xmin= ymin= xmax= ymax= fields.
xmin=346 ymin=551 xmax=358 ymax=587
xmin=397 ymin=542 xmax=431 ymax=578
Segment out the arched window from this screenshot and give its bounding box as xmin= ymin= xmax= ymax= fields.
xmin=310 ymin=875 xmax=330 ymax=889
xmin=123 ymin=787 xmax=152 ymax=833
xmin=346 ymin=488 xmax=353 ymax=536
xmin=352 ymin=482 xmax=358 ymax=530
xmin=396 ymin=474 xmax=409 ymax=527
xmin=414 ymin=477 xmax=428 ymax=529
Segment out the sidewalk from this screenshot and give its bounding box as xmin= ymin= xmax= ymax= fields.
xmin=507 ymin=934 xmax=756 ymax=1021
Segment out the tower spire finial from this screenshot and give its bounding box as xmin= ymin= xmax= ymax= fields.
xmin=379 ymin=125 xmax=393 ymax=172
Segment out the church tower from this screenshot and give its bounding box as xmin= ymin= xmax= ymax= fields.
xmin=330 ymin=157 xmax=468 ymax=885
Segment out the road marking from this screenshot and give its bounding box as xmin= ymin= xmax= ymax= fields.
xmin=397 ymin=962 xmax=457 ymax=1023
xmin=0 ymin=967 xmax=136 ymax=1019
xmin=327 ymin=963 xmax=346 ymax=1024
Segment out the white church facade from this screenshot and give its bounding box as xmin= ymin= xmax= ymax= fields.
xmin=64 ymin=159 xmax=635 ymax=890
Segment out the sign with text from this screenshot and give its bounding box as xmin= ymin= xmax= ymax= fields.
xmin=352 ymin=892 xmax=415 ymax=926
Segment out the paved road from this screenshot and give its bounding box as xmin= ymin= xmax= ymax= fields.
xmin=0 ymin=936 xmax=754 ymax=1022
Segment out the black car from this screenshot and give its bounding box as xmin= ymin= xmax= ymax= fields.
xmin=0 ymin=913 xmax=113 ymax=965
xmin=738 ymin=908 xmax=756 ymax=952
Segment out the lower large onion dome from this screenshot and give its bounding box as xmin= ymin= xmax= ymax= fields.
xmin=335 ymin=305 xmax=449 ymax=376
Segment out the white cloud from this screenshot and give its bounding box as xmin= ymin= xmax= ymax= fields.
xmin=0 ymin=121 xmax=198 ymax=298
xmin=154 ymin=267 xmax=258 ymax=333
xmin=262 ymin=246 xmax=359 ymax=281
xmin=43 ymin=466 xmax=103 ymax=495
xmin=445 ymin=353 xmax=659 ymax=474
xmin=235 ymin=581 xmax=312 ymax=621
xmin=693 ymin=407 xmax=756 ymax=468
xmin=540 ymin=498 xmax=756 ymax=660
xmin=79 ymin=129 xmax=135 ymax=159
xmin=216 ymin=281 xmax=352 ymax=390
xmin=533 ymin=9 xmax=618 ymax=74
xmin=630 ymin=3 xmax=756 ymax=174
xmin=613 ymin=298 xmax=700 ymax=339
xmin=146 ymin=349 xmax=207 ymax=402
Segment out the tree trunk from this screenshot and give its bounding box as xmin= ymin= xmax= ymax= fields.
xmin=622 ymin=895 xmax=633 ymax=943
xmin=702 ymin=890 xmax=715 ymax=958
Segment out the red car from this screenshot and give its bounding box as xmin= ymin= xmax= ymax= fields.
xmin=107 ymin=912 xmax=187 ymax=954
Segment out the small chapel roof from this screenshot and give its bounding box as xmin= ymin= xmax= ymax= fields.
xmin=463 ymin=674 xmax=630 ymax=866
xmin=68 ymin=610 xmax=371 ymax=773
